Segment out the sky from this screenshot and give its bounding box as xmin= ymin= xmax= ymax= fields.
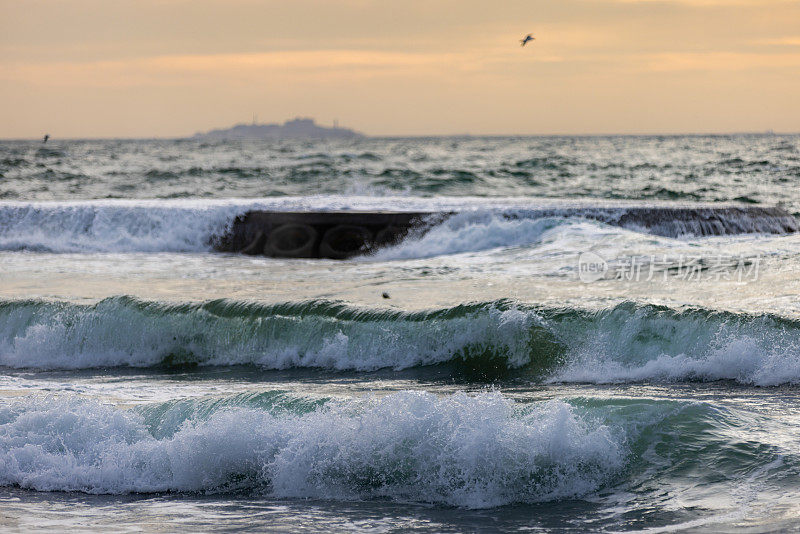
xmin=1 ymin=0 xmax=799 ymax=138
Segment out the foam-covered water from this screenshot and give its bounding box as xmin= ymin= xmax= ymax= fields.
xmin=0 ymin=392 xmax=628 ymax=507
xmin=2 ymin=389 xmax=797 ymax=526
xmin=4 ymin=135 xmax=800 ymax=532
xmin=0 ymin=199 xmax=795 ymax=254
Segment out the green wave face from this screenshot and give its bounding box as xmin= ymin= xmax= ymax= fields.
xmin=2 ymin=297 xmax=800 ymax=385
xmin=0 ymin=297 xmax=558 ymax=373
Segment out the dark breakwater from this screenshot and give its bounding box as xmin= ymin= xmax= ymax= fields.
xmin=215 ymin=205 xmax=799 ymax=258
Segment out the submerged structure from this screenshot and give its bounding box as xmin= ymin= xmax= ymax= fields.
xmin=214 ymin=211 xmax=444 ymax=259
xmin=213 ymin=205 xmax=800 ymax=259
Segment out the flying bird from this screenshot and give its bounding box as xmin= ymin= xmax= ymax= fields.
xmin=520 ymin=34 xmax=535 ymax=47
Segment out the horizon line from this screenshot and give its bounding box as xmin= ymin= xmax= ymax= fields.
xmin=1 ymin=130 xmax=797 ymax=142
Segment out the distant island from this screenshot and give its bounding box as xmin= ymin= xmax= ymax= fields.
xmin=191 ymin=118 xmax=364 ymax=140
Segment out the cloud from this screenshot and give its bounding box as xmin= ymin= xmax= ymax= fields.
xmin=645 ymin=51 xmax=800 ymax=71
xmin=0 ymin=49 xmax=570 ymax=88
xmin=5 ymin=45 xmax=799 ymax=91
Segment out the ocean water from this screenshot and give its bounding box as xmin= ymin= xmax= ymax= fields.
xmin=2 ymin=135 xmax=800 ymax=532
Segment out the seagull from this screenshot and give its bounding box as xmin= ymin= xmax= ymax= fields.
xmin=520 ymin=34 xmax=535 ymax=47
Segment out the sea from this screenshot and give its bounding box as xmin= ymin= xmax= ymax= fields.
xmin=1 ymin=134 xmax=800 ymax=532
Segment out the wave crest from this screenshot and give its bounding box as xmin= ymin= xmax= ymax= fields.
xmin=0 ymin=391 xmax=626 ymax=507
xmin=4 ymin=296 xmax=800 ymax=385
xmin=0 ymin=297 xmax=551 ymax=372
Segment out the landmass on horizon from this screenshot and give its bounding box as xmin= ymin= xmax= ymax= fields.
xmin=191 ymin=118 xmax=363 ymax=140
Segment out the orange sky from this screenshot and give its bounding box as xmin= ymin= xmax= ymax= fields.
xmin=1 ymin=0 xmax=799 ymax=138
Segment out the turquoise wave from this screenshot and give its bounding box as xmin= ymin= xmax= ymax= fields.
xmin=2 ymin=297 xmax=800 ymax=385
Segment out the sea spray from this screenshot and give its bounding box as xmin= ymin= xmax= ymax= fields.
xmin=1 ymin=199 xmax=794 ymax=255
xmin=1 ymin=390 xmax=788 ymax=510
xmin=0 ymin=391 xmax=626 ymax=506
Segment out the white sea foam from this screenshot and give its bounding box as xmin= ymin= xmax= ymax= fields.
xmin=0 ymin=198 xmax=784 ymax=255
xmin=0 ymin=199 xmax=578 ymax=254
xmin=0 ymin=391 xmax=626 ymax=507
xmin=547 ymin=305 xmax=800 ymax=387
xmin=0 ymin=199 xmax=618 ymax=255
xmin=0 ymin=200 xmax=248 ymax=253
xmin=552 ymin=335 xmax=800 ymax=387
xmin=371 ymin=212 xmax=570 ymax=259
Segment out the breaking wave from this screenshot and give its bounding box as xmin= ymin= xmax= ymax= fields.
xmin=0 ymin=391 xmax=640 ymax=506
xmin=0 ymin=391 xmax=790 ymax=508
xmin=372 ymin=213 xmax=572 ymax=260
xmin=0 ymin=201 xmax=249 ymax=253
xmin=374 ymin=206 xmax=797 ymax=260
xmin=0 ymin=298 xmax=546 ymax=371
xmin=545 ymin=303 xmax=800 ymax=386
xmin=0 ymin=200 xmax=795 ymax=255
xmin=3 ymin=297 xmax=800 ymax=385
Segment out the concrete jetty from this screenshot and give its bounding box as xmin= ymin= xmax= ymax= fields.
xmin=212 ymin=205 xmax=799 ymax=259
